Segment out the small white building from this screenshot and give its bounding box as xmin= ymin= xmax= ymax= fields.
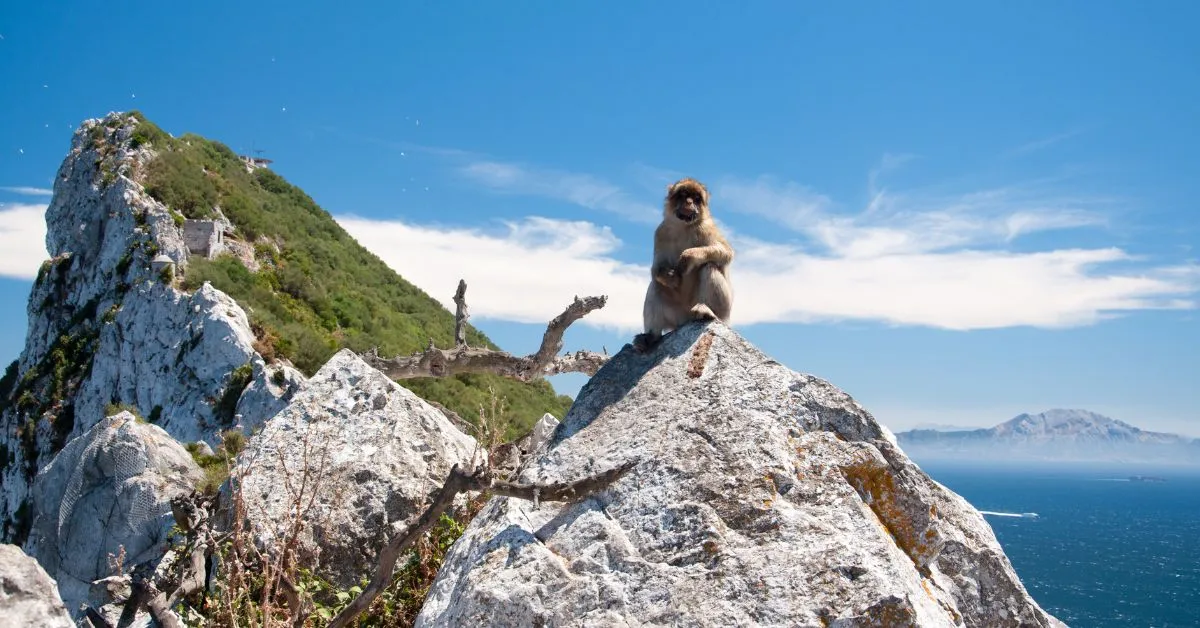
xmin=151 ymin=254 xmax=176 ymax=277
xmin=183 ymin=220 xmax=224 ymax=259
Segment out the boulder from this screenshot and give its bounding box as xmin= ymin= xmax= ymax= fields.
xmin=23 ymin=412 xmax=204 ymax=617
xmin=233 ymin=349 xmax=478 ymax=588
xmin=416 ymin=321 xmax=1064 ymax=627
xmin=0 ymin=544 xmax=74 ymax=628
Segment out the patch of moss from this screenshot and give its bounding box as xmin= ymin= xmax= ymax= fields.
xmin=213 ymin=363 xmax=253 ymax=425
xmin=185 ymin=429 xmax=246 ymax=495
xmin=0 ymin=359 xmax=18 ymax=404
xmin=105 ymin=403 xmax=143 ymax=420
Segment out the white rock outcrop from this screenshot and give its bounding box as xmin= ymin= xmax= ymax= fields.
xmin=0 ymin=544 xmax=74 ymax=628
xmin=416 ymin=322 xmax=1064 ymax=627
xmin=1 ymin=112 xmax=304 ymax=543
xmin=23 ymin=412 xmax=203 ymax=617
xmin=233 ymin=349 xmax=478 ymax=587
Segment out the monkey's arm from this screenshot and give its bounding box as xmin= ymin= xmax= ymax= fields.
xmin=651 ymin=226 xmax=682 ymax=289
xmin=651 ymin=257 xmax=681 ymax=289
xmin=679 ymin=236 xmax=734 ymax=271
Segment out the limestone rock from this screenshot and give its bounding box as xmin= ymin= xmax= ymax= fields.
xmin=233 ymin=349 xmax=478 ymax=588
xmin=416 ymin=321 xmax=1064 ymax=628
xmin=1 ymin=112 xmax=305 ymax=544
xmin=0 ymin=544 xmax=74 ymax=628
xmin=23 ymin=412 xmax=204 ymax=616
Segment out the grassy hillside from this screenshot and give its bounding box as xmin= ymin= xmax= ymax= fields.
xmin=127 ymin=112 xmax=570 ymax=438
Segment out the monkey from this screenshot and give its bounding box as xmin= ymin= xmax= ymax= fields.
xmin=632 ymin=177 xmax=734 ymax=352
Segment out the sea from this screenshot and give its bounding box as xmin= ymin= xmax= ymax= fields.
xmin=920 ymin=460 xmax=1200 ymax=628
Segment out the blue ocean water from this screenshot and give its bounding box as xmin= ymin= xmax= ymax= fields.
xmin=921 ymin=461 xmax=1200 ymax=628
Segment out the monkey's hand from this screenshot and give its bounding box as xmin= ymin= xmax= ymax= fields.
xmin=678 ymin=247 xmax=710 ymax=272
xmin=653 ymin=264 xmax=682 ymax=290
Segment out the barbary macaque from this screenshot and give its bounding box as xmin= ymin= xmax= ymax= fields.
xmin=633 ymin=177 xmax=734 ymax=352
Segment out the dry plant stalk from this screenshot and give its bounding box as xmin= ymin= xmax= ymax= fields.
xmin=361 ymin=280 xmax=610 ymax=382
xmin=327 ymin=460 xmax=636 ymax=628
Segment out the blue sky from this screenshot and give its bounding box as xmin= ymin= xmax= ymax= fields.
xmin=1 ymin=1 xmax=1197 ymax=434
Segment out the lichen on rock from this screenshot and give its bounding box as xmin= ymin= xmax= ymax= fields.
xmin=416 ymin=321 xmax=1064 ymax=627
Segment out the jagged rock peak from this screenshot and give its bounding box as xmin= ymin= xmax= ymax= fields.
xmin=1 ymin=111 xmax=304 ymax=544
xmin=417 ymin=321 xmax=1064 ymax=628
xmin=231 ymin=349 xmax=478 ymax=588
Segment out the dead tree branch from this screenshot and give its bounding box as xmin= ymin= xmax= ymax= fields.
xmin=327 ymin=460 xmax=636 ymax=628
xmin=452 ymin=279 xmax=469 ymax=347
xmin=361 ymin=280 xmax=610 ymax=382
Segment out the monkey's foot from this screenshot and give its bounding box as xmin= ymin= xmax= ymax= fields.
xmin=632 ymin=332 xmax=661 ymax=353
xmin=689 ymin=304 xmax=718 ymax=322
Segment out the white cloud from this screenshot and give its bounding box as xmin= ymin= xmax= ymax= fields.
xmin=717 ymin=174 xmax=1110 ymax=258
xmin=335 ymin=215 xmax=647 ymax=331
xmin=1 ymin=186 xmax=53 ymax=196
xmin=460 ymin=161 xmax=660 ymax=224
xmin=0 ymin=204 xmax=49 ymax=279
xmin=336 ymin=213 xmax=1200 ymax=333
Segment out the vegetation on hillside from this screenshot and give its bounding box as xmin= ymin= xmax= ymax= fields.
xmin=126 ymin=112 xmax=571 ymax=437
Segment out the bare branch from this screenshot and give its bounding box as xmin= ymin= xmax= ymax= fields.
xmin=361 ymin=283 xmax=610 ymax=382
xmin=453 ymin=279 xmax=469 ymax=347
xmin=328 ymin=460 xmax=635 ymax=628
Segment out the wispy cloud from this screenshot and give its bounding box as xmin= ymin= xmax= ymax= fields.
xmin=334 ymin=149 xmax=1196 ymax=332
xmin=718 ymin=171 xmax=1111 ymax=258
xmin=335 ymin=213 xmax=1199 ymax=333
xmin=459 ymin=161 xmax=660 ymax=224
xmin=0 ymin=204 xmax=49 ymax=279
xmin=1000 ymin=129 xmax=1083 ymax=158
xmin=1 ymin=186 xmax=53 ymax=197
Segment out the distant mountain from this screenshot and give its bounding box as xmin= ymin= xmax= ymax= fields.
xmin=895 ymin=409 xmax=1200 ymax=465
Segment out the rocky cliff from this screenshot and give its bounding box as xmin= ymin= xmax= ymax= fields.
xmin=417 ymin=322 xmax=1064 ymax=627
xmin=1 ymin=113 xmax=302 ymax=546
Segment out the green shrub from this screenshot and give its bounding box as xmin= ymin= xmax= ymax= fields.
xmin=105 ymin=403 xmax=142 ymax=419
xmin=136 ymin=113 xmax=575 ymax=438
xmin=213 ymin=363 xmax=253 ymax=425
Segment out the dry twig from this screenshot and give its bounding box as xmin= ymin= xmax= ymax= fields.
xmin=361 ymin=280 xmax=610 ymax=382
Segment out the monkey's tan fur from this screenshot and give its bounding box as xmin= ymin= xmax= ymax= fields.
xmin=633 ymin=177 xmax=734 ymax=352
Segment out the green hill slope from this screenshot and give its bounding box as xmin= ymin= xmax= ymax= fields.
xmin=128 ymin=112 xmax=570 ymax=438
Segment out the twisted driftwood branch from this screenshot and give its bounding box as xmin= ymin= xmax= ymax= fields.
xmin=327 ymin=460 xmax=636 ymax=628
xmin=361 ymin=280 xmax=610 ymax=381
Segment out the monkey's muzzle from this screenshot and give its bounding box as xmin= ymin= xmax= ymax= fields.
xmin=675 ymin=207 xmax=699 ymax=223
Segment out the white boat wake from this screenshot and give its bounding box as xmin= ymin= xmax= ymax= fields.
xmin=979 ymin=510 xmax=1039 ymax=518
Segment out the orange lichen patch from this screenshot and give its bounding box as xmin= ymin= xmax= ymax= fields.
xmin=863 ymin=596 xmax=919 ymax=627
xmin=839 ymin=453 xmax=936 ymax=570
xmin=687 ymin=330 xmax=714 ymax=378
xmin=922 ymin=578 xmax=963 ymax=624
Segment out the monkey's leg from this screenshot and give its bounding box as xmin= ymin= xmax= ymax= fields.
xmin=634 ymin=281 xmax=675 ymax=352
xmin=691 ymin=264 xmax=732 ymax=323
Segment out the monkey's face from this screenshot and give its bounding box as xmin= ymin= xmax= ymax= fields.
xmin=666 ymin=179 xmax=709 ymax=224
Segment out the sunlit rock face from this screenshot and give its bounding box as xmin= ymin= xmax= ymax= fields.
xmin=2 ymin=113 xmax=302 ymax=556
xmin=232 ymin=349 xmax=478 ymax=588
xmin=417 ymin=321 xmax=1064 ymax=628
